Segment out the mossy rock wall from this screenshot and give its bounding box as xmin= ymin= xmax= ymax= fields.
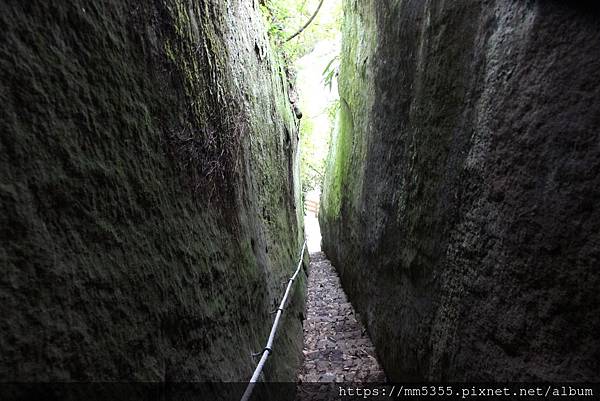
xmin=0 ymin=0 xmax=306 ymax=391
xmin=321 ymin=0 xmax=600 ymax=381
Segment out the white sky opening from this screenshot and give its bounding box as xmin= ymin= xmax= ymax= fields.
xmin=296 ymin=29 xmax=341 ymax=253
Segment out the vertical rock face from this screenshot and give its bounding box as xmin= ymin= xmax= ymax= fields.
xmin=321 ymin=0 xmax=600 ymax=381
xmin=1 ymin=0 xmax=305 ymax=387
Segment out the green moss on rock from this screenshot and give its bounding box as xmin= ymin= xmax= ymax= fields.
xmin=0 ymin=0 xmax=306 ymax=394
xmin=321 ymin=0 xmax=600 ymax=382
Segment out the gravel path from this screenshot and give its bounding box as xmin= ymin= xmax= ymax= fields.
xmin=297 ymin=252 xmax=385 ymax=389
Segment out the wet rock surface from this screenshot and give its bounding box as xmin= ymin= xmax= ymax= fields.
xmin=297 ymin=252 xmax=384 ymax=397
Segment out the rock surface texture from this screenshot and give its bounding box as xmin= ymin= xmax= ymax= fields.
xmin=0 ymin=0 xmax=305 ymax=392
xmin=320 ymin=0 xmax=600 ymax=381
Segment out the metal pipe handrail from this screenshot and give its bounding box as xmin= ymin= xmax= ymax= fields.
xmin=240 ymin=240 xmax=307 ymax=401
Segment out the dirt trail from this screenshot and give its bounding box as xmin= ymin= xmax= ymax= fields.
xmin=297 ymin=252 xmax=385 ymax=395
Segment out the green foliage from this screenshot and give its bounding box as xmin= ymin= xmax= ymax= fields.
xmin=299 ymin=99 xmax=339 ymax=192
xmin=259 ymin=0 xmax=342 ymax=67
xmin=326 ymin=98 xmax=340 ymax=120
xmin=322 ymin=54 xmax=339 ymax=91
xmin=300 ymin=118 xmax=321 ymax=192
xmin=260 ymin=0 xmax=342 ymax=197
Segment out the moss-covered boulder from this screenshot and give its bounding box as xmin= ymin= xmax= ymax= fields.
xmin=0 ymin=0 xmax=306 ymax=394
xmin=321 ymin=0 xmax=600 ymax=381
